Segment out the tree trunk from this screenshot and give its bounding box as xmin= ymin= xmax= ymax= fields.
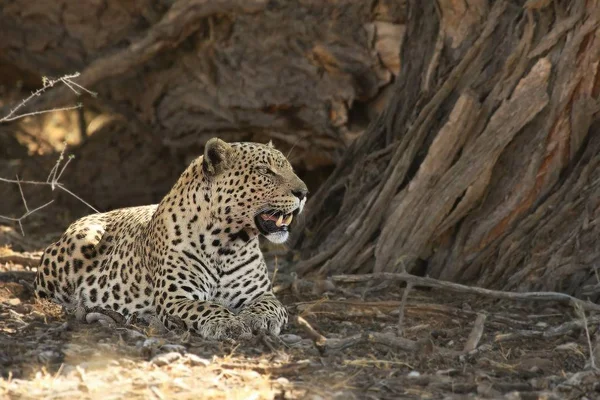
xmin=292 ymin=0 xmax=600 ymax=298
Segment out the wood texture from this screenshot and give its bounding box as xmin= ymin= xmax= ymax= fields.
xmin=292 ymin=0 xmax=600 ymax=297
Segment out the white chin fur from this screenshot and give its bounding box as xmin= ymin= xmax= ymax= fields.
xmin=265 ymin=231 xmax=289 ymax=244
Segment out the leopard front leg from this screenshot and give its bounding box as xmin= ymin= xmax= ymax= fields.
xmin=158 ymin=298 xmax=251 ymax=340
xmin=238 ymin=292 xmax=288 ymax=336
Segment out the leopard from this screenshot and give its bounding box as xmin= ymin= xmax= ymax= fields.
xmin=33 ymin=138 xmax=308 ymax=339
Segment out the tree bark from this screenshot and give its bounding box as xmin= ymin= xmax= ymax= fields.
xmin=292 ymin=0 xmax=600 ymax=297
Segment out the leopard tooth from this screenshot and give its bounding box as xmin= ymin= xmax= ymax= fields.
xmin=283 ymin=214 xmax=293 ymax=225
xmin=275 ymin=214 xmax=284 ymax=227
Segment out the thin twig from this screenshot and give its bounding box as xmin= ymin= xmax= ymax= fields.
xmin=397 ymin=282 xmax=413 ymax=336
xmin=0 ymin=73 xmax=99 ymax=235
xmin=61 ymin=77 xmax=98 ymax=97
xmin=1 ymin=105 xmax=83 ymax=123
xmin=296 ymin=316 xmax=327 ymax=346
xmin=56 ymin=155 xmax=75 ymax=183
xmin=56 ymin=184 xmax=99 ymax=213
xmin=15 ymin=176 xmax=29 ymax=213
xmin=331 ymin=273 xmax=600 ymax=313
xmin=0 ymin=72 xmax=93 ymax=124
xmin=47 ymin=143 xmax=69 ymax=188
xmin=574 ymin=303 xmax=598 ymax=370
xmin=296 ymin=316 xmax=363 ymax=354
xmin=0 ymin=200 xmax=54 ymax=236
xmin=0 ymin=143 xmax=99 ymax=234
xmin=296 ymin=315 xmax=462 ymax=357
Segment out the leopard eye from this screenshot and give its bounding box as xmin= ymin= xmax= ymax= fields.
xmin=256 ymin=166 xmax=275 ymax=176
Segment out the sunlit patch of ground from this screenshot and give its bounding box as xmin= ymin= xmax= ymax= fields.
xmin=2 ymin=357 xmax=287 ymax=400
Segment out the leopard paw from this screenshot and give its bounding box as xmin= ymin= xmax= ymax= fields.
xmin=239 ymin=311 xmax=284 ymax=336
xmin=201 ymin=317 xmax=252 ymax=340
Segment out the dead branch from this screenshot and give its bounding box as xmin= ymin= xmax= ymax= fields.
xmin=494 ymin=315 xmax=600 ymax=342
xmin=0 ymin=251 xmax=42 ymax=268
xmin=295 ymin=299 xmax=548 ymax=334
xmin=397 ymin=283 xmax=413 ymax=336
xmin=296 ymin=316 xmax=327 ymax=346
xmin=331 ymin=273 xmax=600 ymax=313
xmin=0 ymin=73 xmax=91 ymax=124
xmin=76 ymin=0 xmax=268 ymax=89
xmin=367 ymin=332 xmax=461 ymax=357
xmin=1 ymin=73 xmax=99 ymax=232
xmin=296 ymin=316 xmax=464 ymax=357
xmin=296 ymin=316 xmax=364 ymax=354
xmin=0 ymin=144 xmax=99 ymax=235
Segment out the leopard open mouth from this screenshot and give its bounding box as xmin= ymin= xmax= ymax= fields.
xmin=254 ymin=209 xmax=298 ymax=235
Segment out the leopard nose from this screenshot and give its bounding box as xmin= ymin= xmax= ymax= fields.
xmin=291 ymin=189 xmax=308 ymax=200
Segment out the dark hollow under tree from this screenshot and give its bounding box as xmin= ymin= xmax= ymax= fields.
xmin=292 ymin=0 xmax=600 ymax=299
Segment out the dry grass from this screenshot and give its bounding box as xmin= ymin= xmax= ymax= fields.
xmin=1 ymin=356 xmax=286 ymax=400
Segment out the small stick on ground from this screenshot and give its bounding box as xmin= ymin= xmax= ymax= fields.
xmin=397 ymin=282 xmax=413 ymax=336
xmin=298 ymin=315 xmax=460 ymax=357
xmin=296 ymin=316 xmax=327 ymax=347
xmin=296 ymin=316 xmax=363 ymax=354
xmin=463 ymin=313 xmax=487 ymax=352
xmin=543 ymin=315 xmax=600 ymax=338
xmin=494 ymin=315 xmax=600 ymax=342
xmin=574 ymin=303 xmax=598 ymax=370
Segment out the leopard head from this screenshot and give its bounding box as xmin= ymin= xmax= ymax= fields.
xmin=202 ymin=138 xmax=308 ymax=243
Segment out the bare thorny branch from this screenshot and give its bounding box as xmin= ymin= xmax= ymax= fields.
xmin=0 ymin=143 xmax=100 ymax=235
xmin=0 ymin=72 xmax=96 ymax=124
xmin=0 ymin=73 xmax=100 ymax=235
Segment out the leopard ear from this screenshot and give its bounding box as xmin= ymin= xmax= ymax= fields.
xmin=267 ymin=140 xmax=274 ymax=148
xmin=203 ymin=138 xmax=233 ymax=176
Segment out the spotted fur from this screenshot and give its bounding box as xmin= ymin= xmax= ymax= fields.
xmin=34 ymin=138 xmax=308 ymax=339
